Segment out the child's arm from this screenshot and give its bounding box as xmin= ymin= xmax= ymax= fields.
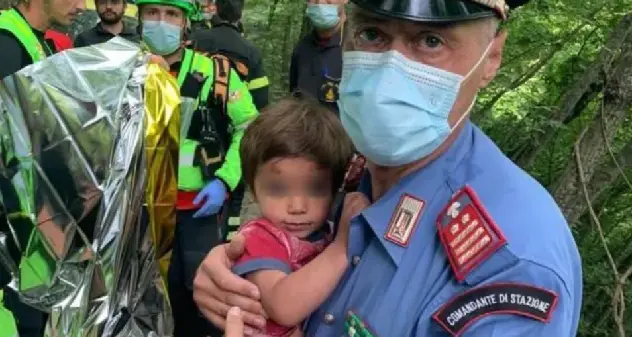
xmin=246 ymin=193 xmax=371 ymax=327
xmin=246 ymin=241 xmax=348 ymax=327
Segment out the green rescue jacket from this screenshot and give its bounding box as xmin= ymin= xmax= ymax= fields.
xmin=176 ymin=48 xmax=258 ymax=191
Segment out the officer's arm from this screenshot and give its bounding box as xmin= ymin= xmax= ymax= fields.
xmin=425 ymin=265 xmax=576 ymax=337
xmin=213 ymin=69 xmax=258 ymax=191
xmin=247 ymin=58 xmax=269 ymax=110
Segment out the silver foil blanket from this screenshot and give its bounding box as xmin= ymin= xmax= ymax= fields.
xmin=0 ymin=37 xmax=176 ymax=337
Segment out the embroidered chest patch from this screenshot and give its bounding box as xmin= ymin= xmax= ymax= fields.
xmin=432 ymin=283 xmax=559 ymax=336
xmin=385 ymin=194 xmax=425 ymax=247
xmin=437 ymin=186 xmax=507 ymax=281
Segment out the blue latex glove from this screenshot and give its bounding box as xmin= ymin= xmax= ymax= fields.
xmin=193 ymin=179 xmax=228 ymax=218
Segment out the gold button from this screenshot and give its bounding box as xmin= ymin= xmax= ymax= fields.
xmin=352 ymin=256 xmax=361 ymax=266
xmin=323 ymin=313 xmax=335 ymax=324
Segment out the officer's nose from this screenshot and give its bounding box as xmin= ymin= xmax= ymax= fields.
xmin=287 ymin=195 xmax=308 ymax=215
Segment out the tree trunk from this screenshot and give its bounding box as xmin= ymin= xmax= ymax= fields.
xmin=551 ymin=34 xmax=632 ymax=225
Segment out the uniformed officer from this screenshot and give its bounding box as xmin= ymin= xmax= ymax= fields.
xmin=0 ymin=0 xmax=84 ymax=335
xmin=135 ymin=0 xmax=258 ymax=336
xmin=192 ymin=0 xmax=583 ymax=336
xmin=289 ymin=0 xmax=347 ymax=114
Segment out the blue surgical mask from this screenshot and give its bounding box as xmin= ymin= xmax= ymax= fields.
xmin=142 ymin=20 xmax=182 ymax=56
xmin=306 ymin=4 xmax=340 ymax=30
xmin=338 ymin=46 xmax=491 ymax=167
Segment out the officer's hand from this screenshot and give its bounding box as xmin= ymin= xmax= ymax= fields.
xmin=193 ymin=234 xmax=267 ymax=334
xmin=224 ymin=307 xmax=245 ymax=337
xmin=193 ymin=179 xmax=228 ymax=218
xmin=335 ymin=192 xmax=371 ymax=247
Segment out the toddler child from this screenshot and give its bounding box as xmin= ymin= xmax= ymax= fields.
xmin=233 ymin=97 xmax=357 ymax=337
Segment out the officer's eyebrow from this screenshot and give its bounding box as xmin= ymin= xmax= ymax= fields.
xmin=351 ymin=9 xmax=456 ymax=31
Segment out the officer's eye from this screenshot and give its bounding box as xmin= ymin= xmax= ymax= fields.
xmin=358 ymin=28 xmax=380 ymax=42
xmin=355 ymin=27 xmax=388 ymax=49
xmin=415 ymin=33 xmax=444 ymax=50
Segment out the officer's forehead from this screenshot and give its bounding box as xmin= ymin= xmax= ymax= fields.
xmin=349 ymin=5 xmax=458 ymax=30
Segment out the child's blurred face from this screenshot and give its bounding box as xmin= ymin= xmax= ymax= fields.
xmin=253 ymin=157 xmax=333 ymax=239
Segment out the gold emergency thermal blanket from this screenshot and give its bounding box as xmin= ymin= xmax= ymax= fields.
xmin=0 ymin=37 xmax=180 ymax=336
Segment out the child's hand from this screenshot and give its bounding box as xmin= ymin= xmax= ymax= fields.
xmin=335 ymin=192 xmax=371 ymax=249
xmin=224 ymin=307 xmax=245 ymax=337
xmin=344 ymin=155 xmax=366 ymax=192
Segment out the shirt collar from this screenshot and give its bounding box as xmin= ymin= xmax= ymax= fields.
xmin=357 ymin=121 xmax=475 ymax=266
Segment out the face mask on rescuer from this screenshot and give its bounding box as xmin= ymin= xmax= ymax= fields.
xmin=142 ymin=20 xmax=182 ymax=56
xmin=305 ymin=4 xmax=340 ymax=30
xmin=202 ymin=12 xmax=214 ymax=20
xmin=338 ymin=43 xmax=492 ymax=167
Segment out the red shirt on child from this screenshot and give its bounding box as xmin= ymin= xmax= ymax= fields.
xmin=233 ymin=218 xmax=331 ymax=337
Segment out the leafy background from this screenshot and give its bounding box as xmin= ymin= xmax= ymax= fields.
xmin=2 ymin=0 xmax=632 ymax=335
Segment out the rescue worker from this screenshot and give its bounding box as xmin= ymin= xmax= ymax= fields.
xmin=0 ymin=0 xmax=84 ymax=335
xmin=134 ymin=0 xmax=258 ymax=336
xmin=191 ymin=0 xmax=269 ymax=238
xmin=74 ymin=0 xmax=140 ymax=47
xmin=289 ymin=0 xmax=347 ymax=114
xmin=192 ymin=0 xmax=584 ymax=336
xmin=0 ymin=0 xmax=83 ymax=79
xmin=191 ymin=0 xmax=268 ymax=111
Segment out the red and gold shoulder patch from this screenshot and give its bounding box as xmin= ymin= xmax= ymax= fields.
xmin=436 ymin=186 xmax=507 ymax=282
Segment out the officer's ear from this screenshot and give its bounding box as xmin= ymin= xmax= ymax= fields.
xmin=479 ymin=29 xmax=507 ymax=88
